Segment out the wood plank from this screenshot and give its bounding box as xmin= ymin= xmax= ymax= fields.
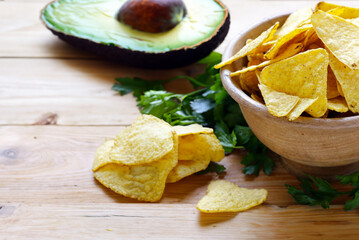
xmin=0 ymin=58 xmax=202 ymax=125
xmin=1 ymin=203 xmax=359 ymax=239
xmin=0 ymin=125 xmax=352 ymax=206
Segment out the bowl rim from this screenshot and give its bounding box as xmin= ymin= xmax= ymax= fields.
xmin=221 ymin=13 xmax=359 ymax=129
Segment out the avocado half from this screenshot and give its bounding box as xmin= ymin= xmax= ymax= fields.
xmin=41 ymin=0 xmax=230 ymax=69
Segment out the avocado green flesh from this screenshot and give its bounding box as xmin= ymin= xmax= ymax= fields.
xmin=42 ymin=0 xmax=226 ymax=53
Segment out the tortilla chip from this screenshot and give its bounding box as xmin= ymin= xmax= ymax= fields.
xmin=312 ymin=10 xmax=359 ymax=69
xmin=287 ymin=98 xmax=317 ymax=121
xmin=327 ymin=66 xmax=340 ymax=99
xmin=258 ymin=84 xmax=300 ymax=117
xmin=328 ymin=52 xmax=359 ymax=113
xmin=215 ymin=22 xmax=279 ymax=68
xmin=328 ymin=97 xmax=349 ymax=113
xmin=261 ymin=49 xmax=329 ymax=117
xmin=275 ymin=7 xmax=313 ymax=39
xmin=264 ymin=26 xmax=310 ymax=60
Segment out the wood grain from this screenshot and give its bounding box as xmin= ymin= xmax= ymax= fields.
xmin=2 ymin=0 xmax=359 ymax=239
xmin=0 ymin=125 xmax=296 ymax=205
xmin=0 ymin=58 xmax=203 ymax=125
xmin=1 ymin=203 xmax=359 ymax=240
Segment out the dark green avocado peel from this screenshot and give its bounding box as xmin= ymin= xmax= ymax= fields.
xmin=41 ymin=0 xmax=230 ymax=69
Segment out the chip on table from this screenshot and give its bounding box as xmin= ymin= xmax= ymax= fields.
xmin=196 ymin=180 xmax=268 ymax=213
xmin=93 ymin=116 xmax=225 ymax=201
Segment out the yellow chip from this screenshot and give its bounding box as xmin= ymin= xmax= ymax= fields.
xmin=287 ymin=98 xmax=317 ymax=121
xmin=329 ymin=52 xmax=359 ymax=113
xmin=352 ymin=17 xmax=359 ymax=27
xmin=239 ymin=69 xmax=260 ymax=94
xmin=251 ymin=93 xmax=264 ymax=104
xmin=328 ymin=97 xmax=349 ymax=113
xmin=166 ymin=158 xmax=210 ymax=183
xmin=258 ymin=84 xmax=300 ymax=117
xmin=214 ymin=22 xmax=279 ymax=69
xmin=312 ymin=11 xmax=359 ymax=69
xmin=337 ymin=81 xmax=344 ymax=97
xmin=316 ymin=2 xmax=359 ymax=19
xmin=93 ymin=137 xmax=178 ymax=202
xmin=260 ymin=49 xmax=329 ymax=118
xmin=107 ymin=115 xmax=175 ymax=166
xmin=173 ymin=124 xmax=213 ymax=137
xmin=264 ymin=25 xmax=310 ymax=60
xmin=327 ymin=66 xmax=340 ymax=99
xmin=315 ymin=2 xmax=340 ymax=12
xmin=178 ymin=134 xmax=224 ymax=162
xmin=196 ymin=180 xmax=268 ymax=213
xmin=231 ymin=42 xmax=303 ymax=77
xmin=275 ymin=7 xmax=313 ymax=39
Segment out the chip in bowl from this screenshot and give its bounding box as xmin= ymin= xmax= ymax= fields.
xmin=216 ymin=2 xmax=359 ymax=121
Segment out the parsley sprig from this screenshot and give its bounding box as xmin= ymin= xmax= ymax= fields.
xmin=286 ymin=171 xmax=359 ymax=210
xmin=112 ymin=52 xmax=275 ymax=176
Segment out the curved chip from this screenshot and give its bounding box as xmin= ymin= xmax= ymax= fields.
xmin=178 ymin=133 xmax=224 ymax=162
xmin=166 ymin=158 xmax=211 ymax=183
xmin=108 ymin=114 xmax=175 ymax=166
xmin=173 ymin=124 xmax=213 ymax=136
xmin=93 ymin=135 xmax=178 ymax=202
xmin=196 ymin=180 xmax=268 ymax=213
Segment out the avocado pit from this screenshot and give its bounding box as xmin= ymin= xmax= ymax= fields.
xmin=117 ymin=0 xmax=187 ymax=33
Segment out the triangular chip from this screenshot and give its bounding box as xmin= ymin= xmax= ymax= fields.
xmin=275 ymin=7 xmax=313 ymax=39
xmin=215 ymin=22 xmax=279 ymax=69
xmin=196 ymin=180 xmax=268 ymax=213
xmin=258 ymin=84 xmax=300 ymax=117
xmin=329 ymin=52 xmax=359 ymax=113
xmin=107 ymin=115 xmax=175 ymax=166
xmin=260 ymin=49 xmax=328 ymax=117
xmin=315 ymin=2 xmax=340 ymax=12
xmin=287 ymin=98 xmax=317 ymax=121
xmin=328 ymin=97 xmax=349 ymax=113
xmin=93 ymin=137 xmax=178 ymax=202
xmin=264 ymin=25 xmax=310 ymax=60
xmin=312 ymin=11 xmax=359 ymax=69
xmin=230 ymin=42 xmax=303 ymax=77
xmin=316 ymin=2 xmax=359 ymax=19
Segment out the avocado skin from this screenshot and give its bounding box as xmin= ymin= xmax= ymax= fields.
xmin=46 ymin=14 xmax=230 ymax=69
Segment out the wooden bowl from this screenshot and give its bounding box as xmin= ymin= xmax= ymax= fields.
xmin=220 ymin=14 xmax=359 ymax=178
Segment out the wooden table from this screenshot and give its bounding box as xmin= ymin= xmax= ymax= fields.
xmin=2 ymin=0 xmax=359 ymax=239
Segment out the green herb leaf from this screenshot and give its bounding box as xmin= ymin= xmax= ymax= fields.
xmin=112 ymin=77 xmax=164 ymax=99
xmin=241 ymin=152 xmax=275 ymax=176
xmin=285 ymin=176 xmax=343 ymax=209
xmin=195 ymin=162 xmax=226 ymax=175
xmin=112 ymin=52 xmax=276 ymax=176
xmin=344 ymin=191 xmax=359 ymax=211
